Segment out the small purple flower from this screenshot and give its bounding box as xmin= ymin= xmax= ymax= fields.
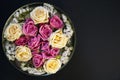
xmin=39 ymin=24 xmax=52 ymax=40
xmin=50 ymin=15 xmax=63 ymax=29
xmin=23 ymin=18 xmax=38 ymax=37
xmin=32 ymin=54 xmax=44 ymax=68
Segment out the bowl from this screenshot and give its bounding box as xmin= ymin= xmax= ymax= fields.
xmin=2 ymin=2 xmax=76 ymax=76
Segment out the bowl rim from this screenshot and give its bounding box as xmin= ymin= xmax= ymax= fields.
xmin=2 ymin=2 xmax=76 ymax=76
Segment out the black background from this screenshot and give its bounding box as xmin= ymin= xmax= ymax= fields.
xmin=0 ymin=0 xmax=120 ymax=80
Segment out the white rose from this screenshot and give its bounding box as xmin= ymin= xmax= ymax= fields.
xmin=4 ymin=23 xmax=22 ymax=41
xmin=43 ymin=58 xmax=61 ymax=74
xmin=30 ymin=6 xmax=49 ymax=24
xmin=15 ymin=46 xmax=32 ymax=62
xmin=49 ymin=29 xmax=69 ymax=48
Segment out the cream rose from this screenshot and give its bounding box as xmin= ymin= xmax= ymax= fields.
xmin=43 ymin=58 xmax=61 ymax=74
xmin=4 ymin=23 xmax=22 ymax=41
xmin=49 ymin=29 xmax=69 ymax=48
xmin=15 ymin=46 xmax=32 ymax=62
xmin=30 ymin=6 xmax=49 ymax=24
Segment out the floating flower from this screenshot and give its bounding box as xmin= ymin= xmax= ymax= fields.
xmin=39 ymin=24 xmax=52 ymax=40
xmin=4 ymin=23 xmax=22 ymax=41
xmin=15 ymin=46 xmax=32 ymax=62
xmin=32 ymin=54 xmax=44 ymax=68
xmin=23 ymin=19 xmax=38 ymax=37
xmin=15 ymin=36 xmax=28 ymax=46
xmin=30 ymin=6 xmax=49 ymax=24
xmin=50 ymin=15 xmax=63 ymax=29
xmin=43 ymin=58 xmax=61 ymax=74
xmin=28 ymin=34 xmax=41 ymax=51
xmin=49 ymin=29 xmax=69 ymax=48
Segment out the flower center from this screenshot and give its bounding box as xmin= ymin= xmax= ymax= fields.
xmin=9 ymin=26 xmax=17 ymax=34
xmin=54 ymin=35 xmax=62 ymax=44
xmin=20 ymin=52 xmax=28 ymax=58
xmin=35 ymin=9 xmax=45 ymax=18
xmin=48 ymin=61 xmax=57 ymax=69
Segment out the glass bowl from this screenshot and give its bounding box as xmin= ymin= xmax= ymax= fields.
xmin=2 ymin=2 xmax=76 ymax=76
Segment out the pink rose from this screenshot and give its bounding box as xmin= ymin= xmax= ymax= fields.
xmin=40 ymin=41 xmax=50 ymax=52
xmin=40 ymin=41 xmax=60 ymax=59
xmin=28 ymin=34 xmax=41 ymax=51
xmin=42 ymin=51 xmax=52 ymax=59
xmin=32 ymin=54 xmax=44 ymax=68
xmin=15 ymin=36 xmax=28 ymax=46
xmin=50 ymin=15 xmax=63 ymax=29
xmin=50 ymin=48 xmax=60 ymax=57
xmin=23 ymin=18 xmax=38 ymax=37
xmin=42 ymin=48 xmax=60 ymax=59
xmin=32 ymin=50 xmax=40 ymax=56
xmin=39 ymin=24 xmax=52 ymax=40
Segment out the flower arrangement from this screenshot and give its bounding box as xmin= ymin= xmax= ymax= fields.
xmin=3 ymin=3 xmax=74 ymax=75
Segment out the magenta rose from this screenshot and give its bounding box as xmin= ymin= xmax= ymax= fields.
xmin=39 ymin=24 xmax=52 ymax=40
xmin=42 ymin=51 xmax=52 ymax=59
xmin=23 ymin=18 xmax=38 ymax=37
xmin=15 ymin=36 xmax=28 ymax=46
xmin=50 ymin=15 xmax=63 ymax=29
xmin=28 ymin=34 xmax=41 ymax=51
xmin=32 ymin=50 xmax=40 ymax=56
xmin=42 ymin=48 xmax=60 ymax=59
xmin=50 ymin=48 xmax=60 ymax=57
xmin=32 ymin=54 xmax=44 ymax=68
xmin=40 ymin=41 xmax=50 ymax=52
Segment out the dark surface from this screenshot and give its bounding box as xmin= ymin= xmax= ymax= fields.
xmin=0 ymin=0 xmax=120 ymax=80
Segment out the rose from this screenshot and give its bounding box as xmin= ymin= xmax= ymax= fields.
xmin=23 ymin=18 xmax=38 ymax=37
xmin=4 ymin=23 xmax=22 ymax=41
xmin=50 ymin=48 xmax=60 ymax=57
xmin=50 ymin=15 xmax=63 ymax=29
xmin=43 ymin=58 xmax=61 ymax=74
xmin=15 ymin=46 xmax=32 ymax=62
xmin=30 ymin=6 xmax=49 ymax=24
xmin=32 ymin=50 xmax=40 ymax=56
xmin=49 ymin=29 xmax=69 ymax=48
xmin=39 ymin=24 xmax=52 ymax=40
xmin=32 ymin=54 xmax=44 ymax=68
xmin=40 ymin=41 xmax=60 ymax=59
xmin=40 ymin=41 xmax=50 ymax=52
xmin=15 ymin=36 xmax=28 ymax=46
xmin=42 ymin=48 xmax=60 ymax=59
xmin=42 ymin=51 xmax=52 ymax=59
xmin=28 ymin=34 xmax=41 ymax=51
xmin=40 ymin=41 xmax=51 ymax=59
